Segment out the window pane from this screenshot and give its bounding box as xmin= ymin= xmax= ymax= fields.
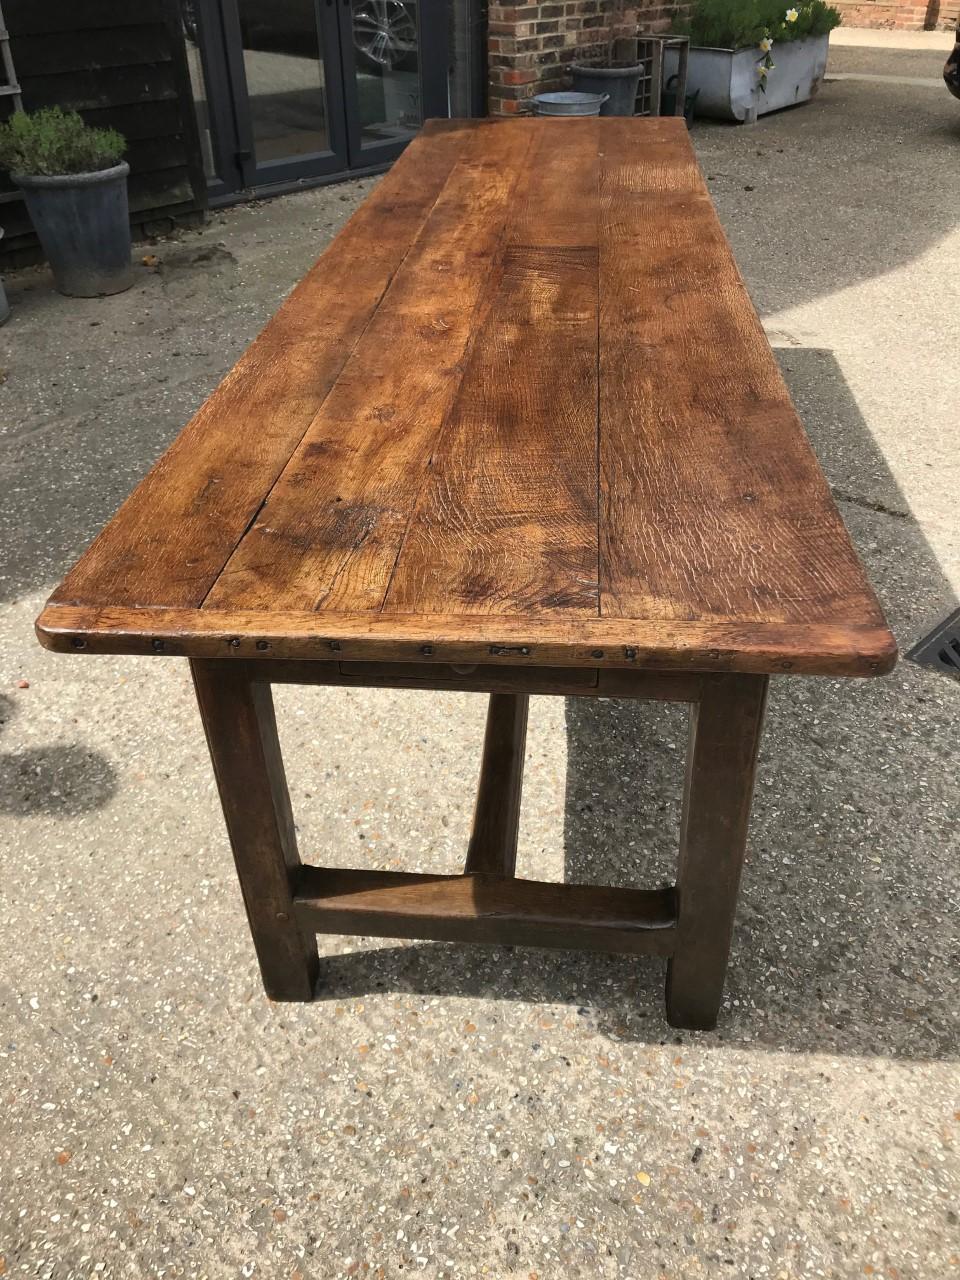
xmin=238 ymin=0 xmax=330 ymax=164
xmin=351 ymin=0 xmax=422 ymax=147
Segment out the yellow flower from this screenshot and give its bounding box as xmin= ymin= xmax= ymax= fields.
xmin=759 ymin=36 xmax=773 ymax=51
xmin=785 ymin=7 xmax=799 ymax=20
xmin=758 ymin=64 xmax=769 ymax=75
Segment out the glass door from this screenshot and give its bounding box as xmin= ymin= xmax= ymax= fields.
xmin=343 ymin=0 xmax=450 ymax=167
xmin=182 ymin=0 xmax=450 ymax=197
xmin=225 ymin=0 xmax=350 ymax=187
xmin=339 ymin=0 xmax=448 ymax=168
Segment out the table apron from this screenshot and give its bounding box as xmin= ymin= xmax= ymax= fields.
xmin=237 ymin=658 xmax=706 ymax=702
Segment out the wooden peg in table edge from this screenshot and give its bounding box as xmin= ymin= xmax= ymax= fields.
xmin=35 ymin=603 xmax=898 ymax=678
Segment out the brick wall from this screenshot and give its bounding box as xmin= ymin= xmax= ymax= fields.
xmin=834 ymin=0 xmax=958 ymax=27
xmin=488 ymin=1 xmax=688 ymax=116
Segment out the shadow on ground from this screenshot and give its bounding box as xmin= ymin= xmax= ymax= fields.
xmin=0 ymin=692 xmax=117 ymax=817
xmin=310 ymin=351 xmax=960 ymax=1062
xmin=690 ymin=73 xmax=960 ymax=316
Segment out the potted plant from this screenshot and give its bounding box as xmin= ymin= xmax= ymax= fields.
xmin=0 ymin=107 xmax=133 ymax=297
xmin=668 ymin=0 xmax=841 ymax=123
xmin=570 ymin=0 xmax=645 ymax=116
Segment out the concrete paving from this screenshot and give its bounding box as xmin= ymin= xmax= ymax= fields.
xmin=830 ymin=27 xmax=954 ymax=52
xmin=828 ymin=25 xmax=953 ymax=79
xmin=1 ymin=40 xmax=959 ymax=1280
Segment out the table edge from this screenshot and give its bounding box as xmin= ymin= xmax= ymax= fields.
xmin=36 ymin=604 xmax=898 ymax=678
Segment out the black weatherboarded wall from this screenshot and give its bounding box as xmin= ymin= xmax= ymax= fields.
xmin=0 ymin=0 xmax=205 ymax=267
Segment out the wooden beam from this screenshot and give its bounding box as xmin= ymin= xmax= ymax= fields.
xmin=252 ymin=659 xmax=700 ymax=701
xmin=35 ymin=604 xmax=898 ymax=677
xmin=464 ymin=693 xmax=529 ymax=876
xmin=265 ymin=659 xmax=601 ymax=696
xmin=293 ymin=868 xmax=677 ymax=956
xmin=665 ymin=674 xmax=768 ymax=1029
xmin=190 ymin=660 xmax=319 ymax=1000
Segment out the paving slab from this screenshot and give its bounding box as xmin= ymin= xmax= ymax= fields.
xmin=1 ymin=61 xmax=959 ymax=1280
xmin=828 ymin=35 xmax=952 ymax=79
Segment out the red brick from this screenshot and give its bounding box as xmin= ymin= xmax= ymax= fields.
xmin=501 ymin=66 xmax=540 ymax=84
xmin=488 ymin=0 xmax=694 ymax=115
xmin=833 ymin=0 xmax=945 ymax=27
xmin=489 ymin=4 xmax=541 ymax=19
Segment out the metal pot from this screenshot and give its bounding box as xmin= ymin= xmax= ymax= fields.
xmin=533 ymin=91 xmax=610 ymax=116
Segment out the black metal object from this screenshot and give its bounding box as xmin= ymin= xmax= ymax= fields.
xmin=662 ymin=74 xmax=699 ymax=127
xmin=907 ymin=608 xmax=960 ymax=680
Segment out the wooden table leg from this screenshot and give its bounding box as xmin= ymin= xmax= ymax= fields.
xmin=665 ymin=674 xmax=768 ymax=1031
xmin=464 ymin=693 xmax=529 ymax=877
xmin=190 ymin=659 xmax=320 ymax=1001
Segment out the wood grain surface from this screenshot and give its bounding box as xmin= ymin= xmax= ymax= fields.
xmin=38 ymin=118 xmax=896 ymax=677
xmin=292 ymin=866 xmax=678 ymax=955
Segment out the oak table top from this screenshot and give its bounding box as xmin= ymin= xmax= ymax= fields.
xmin=36 ymin=117 xmax=895 ymax=679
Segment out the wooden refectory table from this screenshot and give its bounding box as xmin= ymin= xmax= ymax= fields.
xmin=36 ymin=118 xmax=896 ymax=1030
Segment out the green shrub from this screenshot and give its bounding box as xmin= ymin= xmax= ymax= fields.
xmin=0 ymin=107 xmax=126 ymax=177
xmin=676 ymin=0 xmax=841 ymax=50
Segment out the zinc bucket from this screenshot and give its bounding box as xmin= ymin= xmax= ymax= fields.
xmin=532 ymin=91 xmax=609 ymax=116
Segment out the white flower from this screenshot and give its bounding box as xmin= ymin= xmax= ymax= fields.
xmin=759 ymin=36 xmax=773 ymax=51
xmin=785 ymin=7 xmax=799 ymax=20
xmin=758 ymin=64 xmax=769 ymax=76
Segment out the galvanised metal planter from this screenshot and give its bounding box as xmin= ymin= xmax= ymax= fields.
xmin=14 ymin=161 xmax=134 ymax=297
xmin=665 ymin=34 xmax=829 ymax=123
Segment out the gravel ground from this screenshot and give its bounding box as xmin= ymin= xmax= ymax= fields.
xmin=1 ymin=40 xmax=959 ymax=1280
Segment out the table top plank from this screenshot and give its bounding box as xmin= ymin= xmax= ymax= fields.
xmin=37 ymin=118 xmax=896 ymax=677
xmin=49 ymin=122 xmax=468 ymax=612
xmin=597 ymin=120 xmax=887 ymax=631
xmin=382 ymin=124 xmax=600 ymax=616
xmin=36 ymin=604 xmax=895 ymax=676
xmin=204 ymin=123 xmax=536 ymax=614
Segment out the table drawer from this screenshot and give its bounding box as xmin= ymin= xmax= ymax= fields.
xmin=337 ymin=661 xmax=599 ymax=694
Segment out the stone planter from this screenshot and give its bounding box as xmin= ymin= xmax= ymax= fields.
xmin=14 ymin=161 xmax=134 ymax=297
xmin=665 ymin=34 xmax=829 ymax=123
